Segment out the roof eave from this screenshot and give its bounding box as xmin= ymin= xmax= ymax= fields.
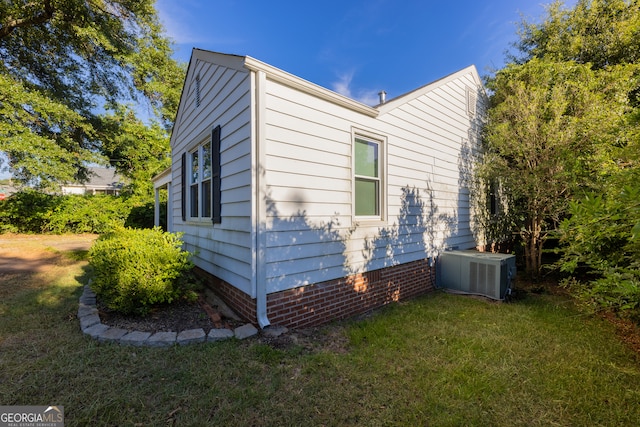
xmin=243 ymin=56 xmax=379 ymax=118
xmin=375 ymin=64 xmax=484 ymax=114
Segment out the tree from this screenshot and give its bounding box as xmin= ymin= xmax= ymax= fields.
xmin=515 ymin=0 xmax=640 ymax=69
xmin=482 ymin=0 xmax=640 ymax=278
xmin=482 ymin=58 xmax=633 ymax=276
xmin=99 ymin=105 xmax=171 ymax=197
xmin=0 ymin=0 xmax=183 ymax=189
xmin=558 ymin=172 xmax=640 ymax=320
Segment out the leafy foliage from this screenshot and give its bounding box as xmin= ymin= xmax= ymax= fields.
xmin=0 ymin=191 xmax=153 ymax=233
xmin=481 ymin=58 xmax=631 ymax=275
xmin=45 ymin=195 xmax=131 ymax=234
xmin=0 ymin=73 xmax=100 ymax=190
xmin=0 ymin=190 xmax=60 ymax=233
xmin=89 ymin=228 xmax=196 ymax=315
xmin=559 ymin=173 xmax=640 ymax=320
xmin=0 ymin=0 xmax=183 ymax=189
xmin=515 ymin=0 xmax=640 ymax=68
xmin=482 ymin=0 xmax=640 ymax=279
xmin=98 ymin=105 xmax=172 ymax=198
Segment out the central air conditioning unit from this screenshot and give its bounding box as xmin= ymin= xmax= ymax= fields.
xmin=438 ymin=250 xmax=516 ymax=300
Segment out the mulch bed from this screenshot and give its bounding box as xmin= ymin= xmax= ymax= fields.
xmin=98 ymin=297 xmax=243 ymax=334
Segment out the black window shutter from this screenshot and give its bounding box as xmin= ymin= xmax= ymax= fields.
xmin=211 ymin=125 xmax=222 ymax=224
xmin=181 ymin=152 xmax=186 ymax=222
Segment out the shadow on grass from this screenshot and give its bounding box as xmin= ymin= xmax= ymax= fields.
xmin=2 ymin=237 xmax=640 ymax=426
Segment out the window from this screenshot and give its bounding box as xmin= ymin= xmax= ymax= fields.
xmin=353 ymin=133 xmax=384 ymax=220
xmin=202 ymin=141 xmax=212 ymax=217
xmin=181 ymin=125 xmax=221 ymax=224
xmin=189 ymin=148 xmax=198 ymax=217
xmin=189 ymin=142 xmax=210 ymax=218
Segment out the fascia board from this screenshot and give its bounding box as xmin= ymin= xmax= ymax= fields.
xmin=243 ymin=56 xmax=379 ymax=118
xmin=376 ymin=65 xmax=485 ymax=114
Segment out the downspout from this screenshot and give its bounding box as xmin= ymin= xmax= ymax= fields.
xmin=254 ymin=69 xmax=270 ymax=328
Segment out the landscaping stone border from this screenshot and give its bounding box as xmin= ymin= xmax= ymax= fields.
xmin=77 ymin=285 xmax=258 ymax=346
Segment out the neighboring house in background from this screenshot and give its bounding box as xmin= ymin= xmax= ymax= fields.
xmin=61 ymin=167 xmax=125 ymax=195
xmin=0 ymin=181 xmax=17 ymax=200
xmin=153 ymin=48 xmax=488 ymax=329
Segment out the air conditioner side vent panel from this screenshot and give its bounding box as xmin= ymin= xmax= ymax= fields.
xmin=439 ymin=251 xmax=516 ymax=300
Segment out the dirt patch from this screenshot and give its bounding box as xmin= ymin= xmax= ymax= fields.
xmin=0 ymin=233 xmax=97 ymax=274
xmin=599 ymin=312 xmax=640 ymax=357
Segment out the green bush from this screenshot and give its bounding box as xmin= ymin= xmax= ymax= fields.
xmin=0 ymin=190 xmax=60 ymax=233
xmin=0 ymin=190 xmax=156 ymax=234
xmin=46 ymin=194 xmax=131 ymax=234
xmin=89 ymin=227 xmax=197 ymax=315
xmin=125 ymin=201 xmax=156 ymax=229
xmin=559 ymin=183 xmax=640 ymax=321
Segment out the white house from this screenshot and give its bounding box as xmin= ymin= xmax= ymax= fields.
xmin=62 ymin=166 xmax=125 ymax=195
xmin=154 ymin=48 xmax=488 ymax=329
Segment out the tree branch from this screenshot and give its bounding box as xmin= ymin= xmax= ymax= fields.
xmin=0 ymin=0 xmax=54 ymax=39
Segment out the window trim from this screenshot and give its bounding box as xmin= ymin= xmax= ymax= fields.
xmin=189 ymin=147 xmax=200 ymax=218
xmin=182 ymin=125 xmax=221 ymax=224
xmin=351 ymin=128 xmax=387 ymax=224
xmin=184 ymin=135 xmax=213 ymax=223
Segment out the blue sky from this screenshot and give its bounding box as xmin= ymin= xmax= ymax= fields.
xmin=1 ymin=0 xmax=572 ymax=181
xmin=155 ymin=0 xmax=573 ymax=105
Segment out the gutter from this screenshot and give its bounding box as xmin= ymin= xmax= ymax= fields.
xmin=253 ymin=69 xmax=270 ymax=329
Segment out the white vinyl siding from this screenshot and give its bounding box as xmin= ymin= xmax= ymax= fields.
xmin=170 ymin=50 xmax=485 ymax=298
xmin=262 ymin=79 xmax=357 ymax=292
xmin=170 ymin=52 xmax=253 ymax=295
xmin=261 ymin=68 xmax=484 ymax=292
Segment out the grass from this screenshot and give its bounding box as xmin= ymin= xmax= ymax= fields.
xmin=1 ymin=236 xmax=640 ymax=426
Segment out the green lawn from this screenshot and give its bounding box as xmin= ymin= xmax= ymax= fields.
xmin=1 ymin=241 xmax=639 ymax=426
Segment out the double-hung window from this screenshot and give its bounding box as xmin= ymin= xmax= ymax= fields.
xmin=353 ymin=132 xmax=385 ymax=221
xmin=189 ymin=139 xmax=212 ymax=219
xmin=182 ymin=125 xmax=221 ymax=224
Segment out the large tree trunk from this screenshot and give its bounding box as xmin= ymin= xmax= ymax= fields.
xmin=522 ymin=215 xmax=545 ymax=278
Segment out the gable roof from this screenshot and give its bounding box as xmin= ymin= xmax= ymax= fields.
xmin=375 ymin=65 xmax=486 ymax=114
xmin=179 ymin=49 xmax=378 ymax=118
xmin=85 ymin=167 xmax=124 ymax=187
xmin=173 ymin=48 xmax=485 ymax=128
xmin=61 ymin=167 xmax=125 ymax=191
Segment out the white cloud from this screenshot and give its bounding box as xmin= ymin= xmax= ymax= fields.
xmin=332 ymin=71 xmax=355 ymax=98
xmin=331 ymin=71 xmax=381 ymax=106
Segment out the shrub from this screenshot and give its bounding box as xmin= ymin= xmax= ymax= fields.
xmin=89 ymin=227 xmax=197 ymax=315
xmin=125 ymin=200 xmax=156 ymax=229
xmin=0 ymin=190 xmax=60 ymax=233
xmin=559 ymin=183 xmax=640 ymax=321
xmin=45 ymin=194 xmax=131 ymax=234
xmin=0 ymin=190 xmax=157 ymax=234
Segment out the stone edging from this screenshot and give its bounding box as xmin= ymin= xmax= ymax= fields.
xmin=77 ymin=285 xmax=261 ymax=346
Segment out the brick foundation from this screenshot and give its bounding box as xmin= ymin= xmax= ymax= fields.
xmin=197 ymin=258 xmax=436 ymax=329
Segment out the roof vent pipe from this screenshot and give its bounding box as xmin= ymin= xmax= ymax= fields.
xmin=378 ymin=90 xmax=386 ymax=104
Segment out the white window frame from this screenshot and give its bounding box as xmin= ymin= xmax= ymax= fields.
xmin=187 ymin=137 xmax=212 ymax=221
xmin=352 ymin=128 xmax=387 ymax=224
